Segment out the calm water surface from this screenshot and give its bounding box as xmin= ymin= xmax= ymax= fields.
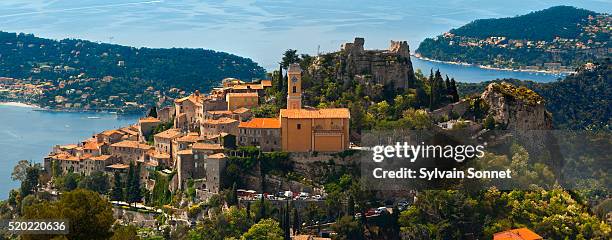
xmin=0 ymin=105 xmax=140 ymax=198
xmin=411 ymin=57 xmax=565 ymax=83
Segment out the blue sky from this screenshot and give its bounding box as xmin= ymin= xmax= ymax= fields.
xmin=0 ymin=0 xmax=609 ymax=69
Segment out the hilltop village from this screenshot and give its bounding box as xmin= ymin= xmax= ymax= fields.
xmin=10 ymin=36 xmax=608 ymax=240
xmin=44 ymin=61 xmax=351 ymax=196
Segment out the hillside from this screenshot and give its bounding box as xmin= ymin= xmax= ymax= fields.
xmin=451 ymin=6 xmax=596 ymax=41
xmin=0 ymin=31 xmax=266 ymax=112
xmin=457 ymin=59 xmax=611 ymax=130
xmin=416 ymin=6 xmax=611 ymax=72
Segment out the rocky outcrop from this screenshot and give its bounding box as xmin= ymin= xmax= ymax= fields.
xmin=481 ymin=82 xmax=553 ymax=130
xmin=310 ymin=37 xmax=416 ymax=91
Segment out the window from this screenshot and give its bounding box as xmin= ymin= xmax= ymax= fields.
xmin=297 ymin=124 xmax=301 ymax=130
xmin=292 ymin=86 xmax=297 ymax=93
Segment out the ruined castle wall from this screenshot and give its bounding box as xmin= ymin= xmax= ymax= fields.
xmin=330 ymin=38 xmax=416 ymax=90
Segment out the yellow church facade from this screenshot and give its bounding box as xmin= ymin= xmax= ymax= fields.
xmin=280 ymin=64 xmax=350 ymax=152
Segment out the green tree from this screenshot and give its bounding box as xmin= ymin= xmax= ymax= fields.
xmin=147 ymin=106 xmax=157 ymax=118
xmin=292 ymin=208 xmax=300 ymax=235
xmin=110 ymin=172 xmax=124 ymax=201
xmin=20 ymin=163 xmax=40 ymax=198
xmin=51 ymin=160 xmax=62 ymax=178
xmin=241 ymin=218 xmax=283 ymax=240
xmin=333 ymin=216 xmax=364 ymax=240
xmin=78 ymin=172 xmax=110 ymax=194
xmin=60 ymin=172 xmax=80 ymax=192
xmin=188 ymin=206 xmax=252 ymax=240
xmin=277 ymin=63 xmax=284 ymax=93
xmin=111 ymin=225 xmax=140 ymax=240
xmin=11 ymin=159 xmax=31 ymax=182
xmin=22 ymin=189 xmax=114 ymax=240
xmin=281 ymin=49 xmax=300 ymax=69
xmin=126 ymin=163 xmax=142 ymax=205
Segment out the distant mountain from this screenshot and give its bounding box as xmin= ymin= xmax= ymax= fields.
xmin=457 ymin=59 xmax=611 ymax=130
xmin=450 ymin=6 xmax=596 ymax=41
xmin=0 ymin=31 xmax=266 ymax=92
xmin=416 ymin=6 xmax=611 ymax=71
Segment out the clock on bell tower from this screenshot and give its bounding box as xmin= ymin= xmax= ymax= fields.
xmin=287 ymin=63 xmax=302 ymax=110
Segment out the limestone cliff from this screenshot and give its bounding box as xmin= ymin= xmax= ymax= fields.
xmin=481 ymin=82 xmax=553 ymax=130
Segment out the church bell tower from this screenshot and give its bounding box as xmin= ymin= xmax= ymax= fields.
xmin=287 ymin=63 xmax=302 ymax=110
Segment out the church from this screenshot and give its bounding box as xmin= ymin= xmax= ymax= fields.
xmin=280 ymin=64 xmax=351 ymax=152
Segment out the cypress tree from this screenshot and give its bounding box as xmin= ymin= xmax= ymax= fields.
xmin=229 ymin=182 xmax=238 ymax=206
xmin=147 ymin=106 xmax=157 ymax=118
xmin=284 ymin=200 xmax=290 ymax=240
xmin=257 ymin=162 xmax=266 ymax=221
xmin=111 ymin=172 xmax=124 ymax=201
xmin=126 ymin=162 xmax=134 ymax=202
xmin=277 ymin=63 xmax=284 ymax=92
xmin=292 ymin=207 xmax=300 ymax=235
xmin=451 ymin=78 xmax=460 ymax=102
xmin=132 ymin=163 xmax=142 ymax=203
xmin=347 ymin=195 xmax=355 ymax=217
xmin=429 ymin=75 xmax=437 ymax=109
xmin=246 ymin=201 xmax=251 ymax=222
xmin=127 ymin=162 xmax=142 ymax=205
xmin=430 ymin=69 xmax=445 ymax=108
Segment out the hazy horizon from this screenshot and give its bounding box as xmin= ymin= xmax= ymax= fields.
xmin=0 ymin=0 xmax=610 ymax=70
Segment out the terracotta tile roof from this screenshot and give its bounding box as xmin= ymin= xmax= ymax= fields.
xmin=111 ymin=140 xmax=153 ymax=150
xmin=177 ymin=149 xmax=193 ymax=155
xmin=494 ymin=228 xmax=542 ymax=240
xmin=192 ymin=142 xmax=224 ymax=150
xmin=119 ymin=127 xmax=139 ymax=136
xmin=208 ymin=153 xmax=226 ymax=159
xmin=100 ymin=129 xmax=123 ymax=136
xmin=51 ymin=153 xmax=80 ymax=161
xmin=139 ymin=117 xmax=161 ymax=123
xmin=154 ymin=128 xmax=182 ymax=139
xmin=232 ymin=107 xmax=250 ymax=114
xmin=83 ymin=140 xmax=102 ymax=150
xmin=175 ymin=133 xmax=200 ymax=142
xmin=226 ymin=92 xmax=258 ymax=98
xmin=232 ymin=84 xmax=264 ymax=90
xmin=89 ymin=155 xmax=112 ymax=161
xmin=107 ymin=163 xmax=129 ymax=169
xmin=202 ymin=133 xmax=221 ymax=140
xmin=280 ymin=108 xmax=350 ymax=119
xmin=150 ymin=151 xmax=171 ymax=159
xmin=202 ymin=117 xmax=238 ymax=125
xmin=260 ymin=80 xmax=272 ymax=87
xmin=175 ymin=93 xmax=203 ymax=106
xmin=239 ymin=118 xmax=281 ymax=129
xmin=206 ymin=110 xmax=233 ymax=115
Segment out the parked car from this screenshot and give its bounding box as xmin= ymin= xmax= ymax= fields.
xmin=375 ymin=207 xmax=388 ymax=215
xmin=365 ymin=208 xmax=377 ymax=217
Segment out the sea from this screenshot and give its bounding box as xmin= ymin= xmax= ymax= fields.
xmin=0 ymin=104 xmax=140 ymax=198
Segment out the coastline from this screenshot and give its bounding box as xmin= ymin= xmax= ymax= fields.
xmin=0 ymin=101 xmax=40 ymax=108
xmin=411 ymin=54 xmax=576 ymax=75
xmin=0 ymin=101 xmax=143 ymax=116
